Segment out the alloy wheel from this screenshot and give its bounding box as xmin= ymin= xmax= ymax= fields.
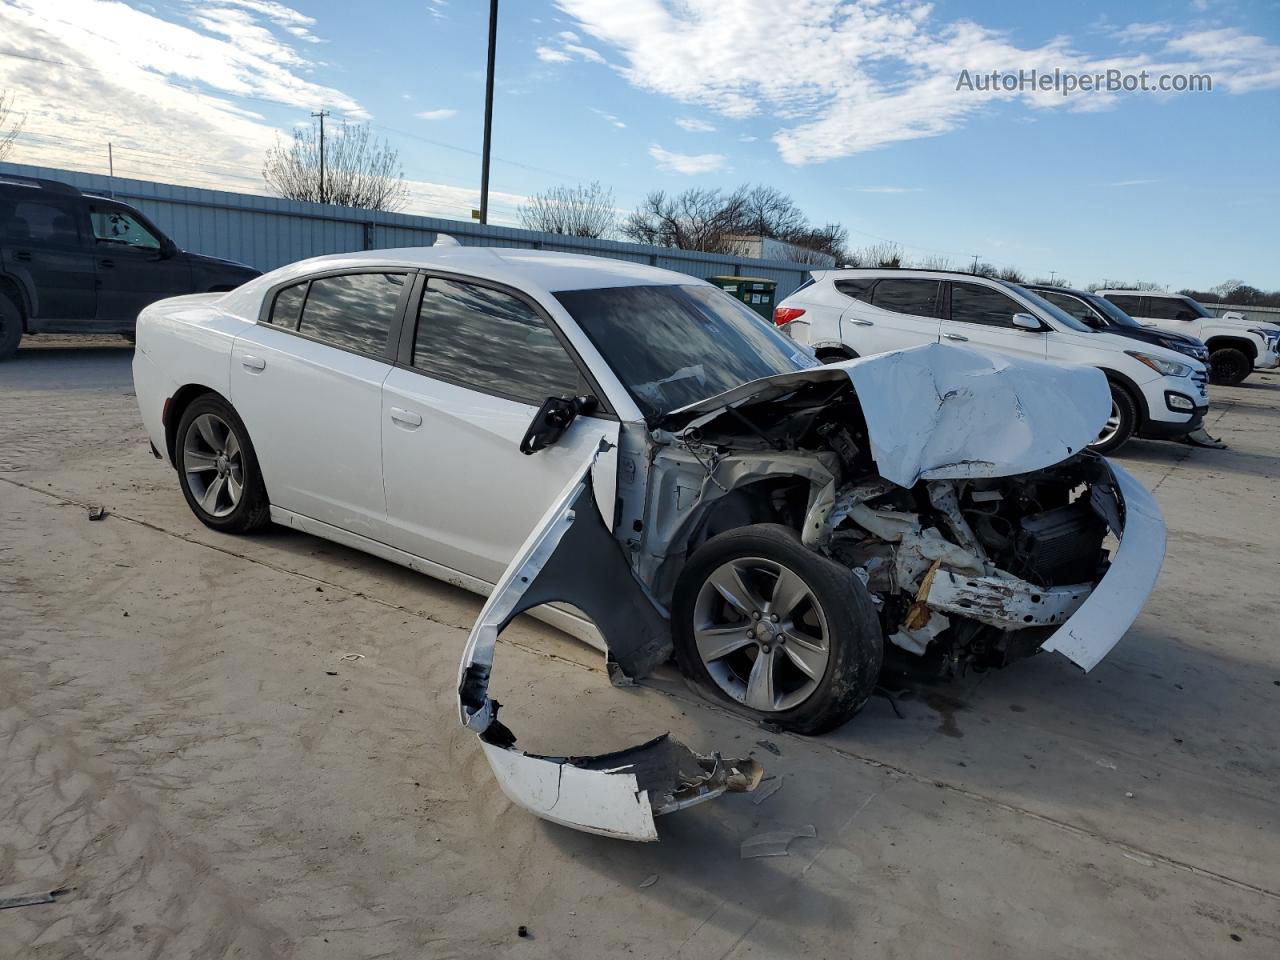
xmin=182 ymin=413 xmax=244 ymax=518
xmin=692 ymin=557 xmax=831 ymax=712
xmin=1094 ymin=399 xmax=1122 ymax=447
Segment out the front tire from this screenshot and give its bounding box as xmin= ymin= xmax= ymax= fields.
xmin=672 ymin=524 xmax=883 ymax=735
xmin=0 ymin=292 xmax=23 ymax=361
xmin=1209 ymin=347 xmax=1251 ymax=386
xmin=1089 ymin=384 xmax=1137 ymax=454
xmin=175 ymin=395 xmax=271 ymax=533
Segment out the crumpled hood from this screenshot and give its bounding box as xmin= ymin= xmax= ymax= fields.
xmin=663 ymin=342 xmax=1111 ymax=489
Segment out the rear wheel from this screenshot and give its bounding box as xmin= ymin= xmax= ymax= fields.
xmin=1209 ymin=347 xmax=1251 ymax=386
xmin=1089 ymin=384 xmax=1137 ymax=454
xmin=673 ymin=524 xmax=883 ymax=735
xmin=816 ymin=347 xmax=858 ymax=364
xmin=0 ymin=292 xmax=23 ymax=360
xmin=175 ymin=395 xmax=271 ymax=533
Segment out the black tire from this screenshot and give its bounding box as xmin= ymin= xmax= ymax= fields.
xmin=1209 ymin=347 xmax=1251 ymax=386
xmin=0 ymin=292 xmax=23 ymax=361
xmin=1089 ymin=383 xmax=1138 ymax=455
xmin=175 ymin=394 xmax=271 ymax=534
xmin=816 ymin=347 xmax=858 ymax=364
xmin=672 ymin=523 xmax=883 ymax=735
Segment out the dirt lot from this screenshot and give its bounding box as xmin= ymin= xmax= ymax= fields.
xmin=2 ymin=336 xmax=1279 ymax=959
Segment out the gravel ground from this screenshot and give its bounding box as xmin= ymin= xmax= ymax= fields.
xmin=2 ymin=337 xmax=1278 ymax=959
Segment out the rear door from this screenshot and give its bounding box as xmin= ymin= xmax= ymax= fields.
xmin=229 ymin=270 xmax=410 ymax=540
xmin=87 ymin=200 xmax=191 ymax=325
xmin=0 ymin=189 xmax=96 ymax=324
xmin=381 ymin=273 xmax=617 ymax=584
xmin=841 ymin=277 xmax=941 ymax=354
xmin=940 ymin=281 xmax=1048 ymax=360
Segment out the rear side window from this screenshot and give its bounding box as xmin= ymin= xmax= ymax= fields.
xmin=949 ymin=282 xmax=1024 ymax=327
xmin=835 ymin=278 xmax=876 ymax=301
xmin=1040 ymin=291 xmax=1099 ymax=328
xmin=1 ymin=198 xmax=80 ymax=244
xmin=297 ymin=272 xmax=405 ymax=356
xmin=269 ymin=282 xmax=307 ymax=329
xmin=412 ymin=277 xmax=582 ymax=406
xmin=1106 ymin=294 xmax=1143 ymax=314
xmin=871 ymin=278 xmax=940 ymax=318
xmin=1144 ymin=297 xmax=1198 ymax=321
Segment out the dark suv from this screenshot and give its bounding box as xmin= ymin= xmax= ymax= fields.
xmin=0 ymin=175 xmax=260 ymax=359
xmin=1025 ymin=284 xmax=1210 ymax=363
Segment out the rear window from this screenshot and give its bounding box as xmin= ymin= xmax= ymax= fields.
xmin=1105 ymin=294 xmax=1143 ymax=314
xmin=871 ymin=278 xmax=940 ymax=318
xmin=297 ymin=272 xmax=405 ymax=356
xmin=1 ymin=198 xmax=80 ymax=244
xmin=834 ymin=278 xmax=876 ymax=301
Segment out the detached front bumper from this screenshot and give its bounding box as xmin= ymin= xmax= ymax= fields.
xmin=1038 ymin=461 xmax=1166 ymax=671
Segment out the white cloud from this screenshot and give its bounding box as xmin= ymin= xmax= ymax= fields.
xmin=675 ymin=116 xmax=716 ymax=132
xmin=1114 ymin=22 xmax=1172 ymax=43
xmin=536 ymin=36 xmax=606 ymax=64
xmin=648 ymin=143 xmax=726 ymax=174
xmin=736 ymin=134 xmax=758 ymax=142
xmin=1108 ymin=178 xmax=1161 ymax=187
xmin=415 ymin=108 xmax=457 ymax=120
xmin=591 ymin=108 xmax=626 ymax=128
xmin=854 ymin=186 xmax=924 ymax=193
xmin=553 ymin=0 xmax=1280 ymax=165
xmin=535 ymin=45 xmax=572 ymax=63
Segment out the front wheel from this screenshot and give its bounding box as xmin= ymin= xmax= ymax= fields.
xmin=175 ymin=395 xmax=271 ymax=533
xmin=0 ymin=292 xmax=23 ymax=360
xmin=672 ymin=524 xmax=883 ymax=735
xmin=1089 ymin=384 xmax=1137 ymax=454
xmin=1209 ymin=347 xmax=1251 ymax=386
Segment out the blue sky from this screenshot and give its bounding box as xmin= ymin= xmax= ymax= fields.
xmin=1 ymin=0 xmax=1277 ymax=289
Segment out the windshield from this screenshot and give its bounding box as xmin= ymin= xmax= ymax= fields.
xmin=1084 ymin=293 xmax=1141 ymax=327
xmin=555 ymin=284 xmax=816 ymax=419
xmin=1006 ymin=284 xmax=1094 ymax=333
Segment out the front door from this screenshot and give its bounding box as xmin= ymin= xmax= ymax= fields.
xmin=940 ymin=281 xmax=1048 ymax=360
xmin=0 ymin=190 xmax=96 ymax=323
xmin=229 ymin=270 xmax=410 ymax=540
xmin=381 ymin=274 xmax=618 ymax=584
xmin=87 ymin=201 xmax=191 ymax=325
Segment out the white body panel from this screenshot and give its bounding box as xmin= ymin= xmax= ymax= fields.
xmin=1097 ymin=290 xmax=1280 ymax=371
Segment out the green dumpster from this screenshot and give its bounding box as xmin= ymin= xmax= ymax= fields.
xmin=709 ymin=276 xmax=777 ymax=320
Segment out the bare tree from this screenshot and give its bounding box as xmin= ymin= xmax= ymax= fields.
xmin=854 ymin=241 xmax=903 ymax=269
xmin=518 ymin=181 xmax=617 ymax=237
xmin=0 ymin=91 xmax=25 ymax=163
xmin=264 ymin=119 xmax=407 ymax=211
xmin=731 ymin=183 xmax=807 ymax=241
xmin=997 ymin=266 xmax=1025 ymax=283
xmin=1211 ymin=279 xmax=1245 ymax=301
xmin=914 ymin=254 xmax=953 ymax=271
xmin=621 ymin=188 xmax=747 ymax=253
xmin=971 ymin=261 xmax=998 ymax=277
xmin=781 ymin=223 xmax=849 ymax=265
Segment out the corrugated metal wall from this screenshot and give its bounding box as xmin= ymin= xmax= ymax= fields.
xmin=0 ymin=161 xmax=814 ymax=299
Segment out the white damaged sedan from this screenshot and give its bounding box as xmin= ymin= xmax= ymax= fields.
xmin=133 ymin=245 xmax=1166 ymax=840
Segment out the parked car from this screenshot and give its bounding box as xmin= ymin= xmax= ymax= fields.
xmin=1097 ymin=289 xmax=1280 ymax=385
xmin=0 ymin=175 xmax=260 ymax=359
xmin=1025 ymin=285 xmax=1209 ymax=362
xmin=134 ymin=247 xmax=1165 ymax=840
xmin=774 ymin=269 xmax=1210 ymax=454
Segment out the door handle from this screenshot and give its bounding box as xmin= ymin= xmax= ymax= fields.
xmin=240 ymin=355 xmax=266 ymax=371
xmin=848 ymin=318 xmax=874 ymax=326
xmin=14 ymin=251 xmax=31 ymax=262
xmin=389 ymin=407 xmax=422 ymax=428
xmin=943 ymin=333 xmax=969 ymax=342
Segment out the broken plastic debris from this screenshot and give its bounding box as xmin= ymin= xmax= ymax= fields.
xmin=740 ymin=825 xmax=817 ymax=859
xmin=87 ymin=505 xmax=106 ymax=521
xmin=755 ymin=740 xmax=781 ymax=757
xmin=752 ymin=776 xmax=784 ymax=806
xmin=338 ymin=653 xmax=364 ymax=662
xmin=0 ymin=888 xmax=69 ymax=911
xmin=639 ymin=874 xmax=659 ymax=888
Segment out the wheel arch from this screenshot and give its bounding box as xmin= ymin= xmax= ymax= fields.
xmin=0 ymin=274 xmax=31 ymax=330
xmin=1099 ymin=368 xmax=1149 ymax=428
xmin=1205 ymin=335 xmax=1257 ymax=361
xmin=164 ymin=383 xmax=228 ymax=464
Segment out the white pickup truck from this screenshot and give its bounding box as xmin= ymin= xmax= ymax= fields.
xmin=1097 ymin=290 xmax=1280 ymax=385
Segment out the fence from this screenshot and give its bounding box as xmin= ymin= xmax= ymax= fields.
xmin=1202 ymin=303 xmax=1280 ymax=323
xmin=0 ymin=161 xmax=814 ymax=300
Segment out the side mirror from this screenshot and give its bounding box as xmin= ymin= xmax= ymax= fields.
xmin=1011 ymin=312 xmax=1043 ymax=331
xmin=519 ymin=395 xmax=597 ymax=455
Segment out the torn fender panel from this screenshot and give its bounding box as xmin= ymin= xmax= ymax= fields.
xmin=457 ymin=445 xmax=761 ymax=841
xmin=660 ymin=343 xmax=1110 ymax=490
xmin=1039 ymin=461 xmax=1166 ymax=671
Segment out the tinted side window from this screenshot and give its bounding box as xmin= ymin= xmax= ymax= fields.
xmin=1040 ymin=291 xmax=1100 ymax=328
xmin=1144 ymin=297 xmax=1193 ymax=321
xmin=1 ymin=198 xmax=80 ymax=244
xmin=1106 ymin=294 xmax=1143 ymax=314
xmin=413 ymin=278 xmax=582 ymax=406
xmin=835 ymin=278 xmax=876 ymax=301
xmin=89 ymin=205 xmax=160 ymax=250
xmin=269 ymin=282 xmax=307 ymax=329
xmin=949 ymin=282 xmax=1025 ymax=327
xmin=871 ymin=279 xmax=940 ymax=317
xmin=297 ymin=272 xmax=404 ymax=356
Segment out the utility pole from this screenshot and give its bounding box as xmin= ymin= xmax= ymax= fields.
xmin=311 ymin=109 xmax=330 ymax=204
xmin=478 ymin=0 xmax=498 ymax=224
xmin=1049 ymin=270 xmax=1057 ymax=284
xmin=107 ymin=141 xmax=113 ymax=177
xmin=970 ymin=254 xmax=980 ymax=274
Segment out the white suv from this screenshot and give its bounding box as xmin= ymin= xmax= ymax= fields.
xmin=1097 ymin=290 xmax=1280 ymax=385
xmin=775 ymin=269 xmax=1210 ymax=453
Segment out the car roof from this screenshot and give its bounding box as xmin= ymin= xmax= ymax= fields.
xmin=1096 ymin=289 xmax=1183 ymax=298
xmin=812 ymin=267 xmax=1015 ymax=283
xmin=1025 ymin=284 xmax=1095 ymax=298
